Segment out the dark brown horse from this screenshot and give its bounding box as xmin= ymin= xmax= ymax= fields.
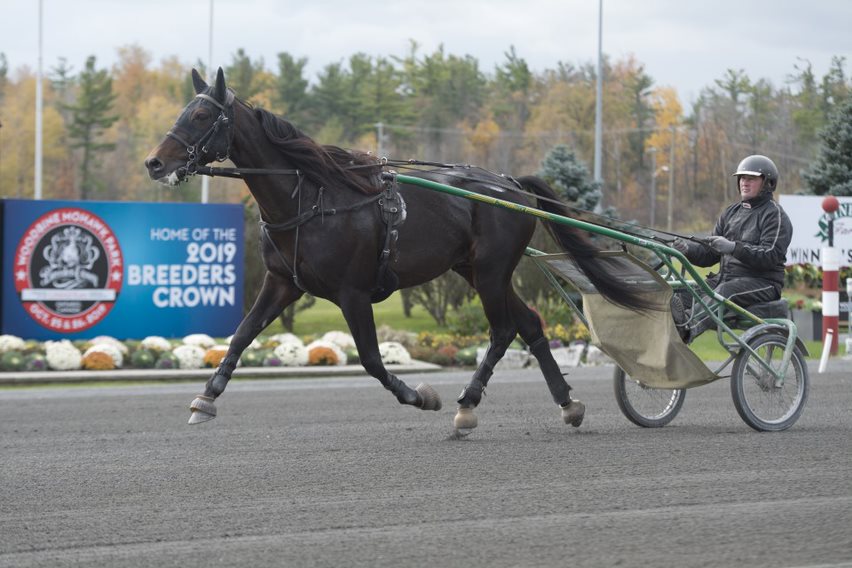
xmin=144 ymin=68 xmax=645 ymax=433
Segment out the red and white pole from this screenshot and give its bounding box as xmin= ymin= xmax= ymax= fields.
xmin=821 ymin=196 xmax=840 ymax=355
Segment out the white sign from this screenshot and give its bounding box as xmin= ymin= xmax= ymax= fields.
xmin=779 ymin=195 xmax=852 ymax=267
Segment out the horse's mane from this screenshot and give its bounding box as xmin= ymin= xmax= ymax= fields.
xmin=254 ymin=107 xmax=382 ymax=195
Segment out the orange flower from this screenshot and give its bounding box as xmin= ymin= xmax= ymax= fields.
xmin=308 ymin=346 xmax=338 ymax=366
xmin=82 ymin=351 xmax=116 ymax=371
xmin=203 ymin=348 xmax=228 ymax=368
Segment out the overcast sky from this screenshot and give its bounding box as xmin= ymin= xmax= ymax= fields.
xmin=2 ymin=0 xmax=850 ymax=104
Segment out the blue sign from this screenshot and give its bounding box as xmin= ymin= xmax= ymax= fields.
xmin=1 ymin=199 xmax=244 ymax=340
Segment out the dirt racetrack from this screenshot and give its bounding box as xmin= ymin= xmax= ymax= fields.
xmin=1 ymin=363 xmax=851 ymax=567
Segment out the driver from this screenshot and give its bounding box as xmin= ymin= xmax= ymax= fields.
xmin=670 ymin=155 xmax=793 ymax=343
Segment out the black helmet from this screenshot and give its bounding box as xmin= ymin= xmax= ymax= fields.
xmin=732 ymin=155 xmax=778 ymax=192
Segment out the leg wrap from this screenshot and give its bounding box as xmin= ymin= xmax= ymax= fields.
xmin=384 ymin=373 xmax=419 ymax=406
xmin=529 ymin=336 xmax=571 ymax=406
xmin=457 ymin=360 xmax=493 ymax=407
xmin=207 ymin=353 xmax=239 ymax=398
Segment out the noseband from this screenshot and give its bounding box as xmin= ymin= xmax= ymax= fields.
xmin=166 ymin=92 xmax=235 ymax=176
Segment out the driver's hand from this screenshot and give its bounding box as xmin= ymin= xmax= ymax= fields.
xmin=707 ymin=236 xmax=736 ymax=254
xmin=671 ymin=238 xmax=689 ymax=254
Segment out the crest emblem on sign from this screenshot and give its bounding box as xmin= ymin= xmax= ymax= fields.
xmin=14 ymin=208 xmax=123 ymax=333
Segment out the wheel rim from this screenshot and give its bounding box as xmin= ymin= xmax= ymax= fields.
xmin=623 ymin=379 xmax=682 ymax=420
xmin=739 ymin=340 xmax=805 ymax=425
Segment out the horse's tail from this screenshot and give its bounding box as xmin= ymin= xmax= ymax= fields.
xmin=516 ymin=175 xmax=652 ymax=312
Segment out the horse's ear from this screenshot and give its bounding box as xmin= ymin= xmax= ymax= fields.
xmin=213 ymin=67 xmax=227 ymax=103
xmin=191 ymin=69 xmax=208 ymax=94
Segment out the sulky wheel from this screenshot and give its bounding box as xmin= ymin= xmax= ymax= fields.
xmin=613 ymin=366 xmax=686 ymax=428
xmin=730 ymin=332 xmax=809 ymax=432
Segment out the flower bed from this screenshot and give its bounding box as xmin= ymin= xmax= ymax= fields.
xmin=0 ymin=317 xmax=594 ymax=373
xmin=0 ymin=331 xmax=409 ymax=373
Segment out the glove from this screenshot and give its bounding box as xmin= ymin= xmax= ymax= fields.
xmin=707 ymin=236 xmax=736 ymax=254
xmin=671 ymin=238 xmax=689 ymax=254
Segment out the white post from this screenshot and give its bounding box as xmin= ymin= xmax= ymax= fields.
xmin=34 ymin=0 xmax=43 ymax=200
xmin=819 ymin=328 xmax=834 ymax=373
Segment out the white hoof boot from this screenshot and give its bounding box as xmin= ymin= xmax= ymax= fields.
xmin=415 ymin=383 xmax=442 ymax=411
xmin=188 ymin=395 xmax=217 ymax=425
xmin=561 ymin=400 xmax=585 ymax=427
xmin=453 ymin=406 xmax=478 ymax=436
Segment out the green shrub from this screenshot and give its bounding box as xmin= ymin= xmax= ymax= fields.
xmin=131 ymin=349 xmax=156 ymax=369
xmin=455 ymin=346 xmax=479 ymax=366
xmin=344 ymin=347 xmax=360 ymax=364
xmin=155 ymin=352 xmax=179 ymax=369
xmin=447 ymin=300 xmax=489 ymax=336
xmin=25 ymin=353 xmax=48 ymax=371
xmin=240 ymin=350 xmax=264 ymax=367
xmin=0 ymin=351 xmax=25 ymax=372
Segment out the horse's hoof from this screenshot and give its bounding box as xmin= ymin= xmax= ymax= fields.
xmin=188 ymin=395 xmax=217 ymax=425
xmin=453 ymin=406 xmax=478 ymax=435
xmin=561 ymin=400 xmax=585 ymax=427
xmin=415 ymin=383 xmax=442 ymax=411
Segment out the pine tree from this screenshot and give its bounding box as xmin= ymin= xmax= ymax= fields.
xmin=537 ymin=144 xmax=602 ymax=211
xmin=803 ymin=95 xmax=852 ymax=196
xmin=64 ymin=56 xmax=118 ymax=199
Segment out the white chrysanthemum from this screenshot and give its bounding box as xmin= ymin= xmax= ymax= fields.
xmin=321 ymin=331 xmax=356 ymax=350
xmin=172 ymin=344 xmax=206 ymax=369
xmin=89 ymin=335 xmax=129 ymax=355
xmin=140 ymin=336 xmax=173 ymax=352
xmin=379 ymin=341 xmax=412 ymax=365
xmin=306 ymin=340 xmax=347 ymax=366
xmin=268 ymin=333 xmax=303 ymax=347
xmin=45 ymin=340 xmax=82 ymax=371
xmin=84 ymin=343 xmax=123 ymax=368
xmin=226 ymin=334 xmax=261 ymax=350
xmin=273 ymin=342 xmax=309 ymax=367
xmin=182 ymin=334 xmax=217 ymax=348
xmin=0 ymin=335 xmax=26 ymax=353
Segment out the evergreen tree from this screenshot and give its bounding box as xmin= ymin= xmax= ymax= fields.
xmin=275 ymin=52 xmax=310 ymax=126
xmin=64 ymin=55 xmax=118 ymax=199
xmin=803 ymin=95 xmax=852 ymax=196
xmin=537 ymin=144 xmax=602 ymax=211
xmin=225 ymin=48 xmax=265 ymax=101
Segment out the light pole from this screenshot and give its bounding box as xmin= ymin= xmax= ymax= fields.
xmin=648 ymin=147 xmax=657 ymax=226
xmin=201 ymin=0 xmax=214 ymax=204
xmin=593 ymin=0 xmax=603 ymax=189
xmin=34 ymin=0 xmax=43 ymax=200
xmin=666 ymin=125 xmax=676 ymax=232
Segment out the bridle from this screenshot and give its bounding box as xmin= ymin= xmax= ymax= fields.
xmin=166 ymin=91 xmax=307 ymax=180
xmin=166 ymin=92 xmax=236 ymax=177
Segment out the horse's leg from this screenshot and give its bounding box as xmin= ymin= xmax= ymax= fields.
xmin=507 ymin=291 xmax=585 ymax=427
xmin=188 ymin=273 xmax=302 ymax=424
xmin=453 ymin=267 xmax=520 ymax=433
xmin=339 ymin=290 xmax=441 ymax=411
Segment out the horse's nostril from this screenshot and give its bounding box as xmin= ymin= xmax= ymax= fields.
xmin=146 ymin=157 xmax=164 ymax=173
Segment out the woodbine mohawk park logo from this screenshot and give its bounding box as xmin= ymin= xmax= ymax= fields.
xmin=13 ymin=208 xmax=123 ymax=333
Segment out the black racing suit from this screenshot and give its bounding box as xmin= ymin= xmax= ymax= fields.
xmin=678 ymin=193 xmax=793 ymax=340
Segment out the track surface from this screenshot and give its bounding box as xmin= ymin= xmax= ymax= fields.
xmin=2 ymin=364 xmax=851 ymax=568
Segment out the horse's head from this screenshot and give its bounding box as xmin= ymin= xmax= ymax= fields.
xmin=144 ymin=67 xmax=235 ymax=185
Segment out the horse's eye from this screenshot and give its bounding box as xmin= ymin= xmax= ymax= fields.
xmin=193 ymin=110 xmax=211 ymax=122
